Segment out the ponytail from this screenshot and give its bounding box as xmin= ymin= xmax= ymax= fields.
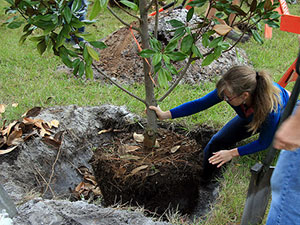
xmin=216 ymin=66 xmax=281 ymax=133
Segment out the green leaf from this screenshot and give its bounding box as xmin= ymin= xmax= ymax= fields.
xmin=213 ymin=46 xmax=222 ymax=59
xmin=61 ymin=24 xmax=71 ymax=38
xmin=150 ymin=38 xmax=162 ymax=51
xmin=188 ymin=0 xmax=208 ymax=7
xmin=264 ymin=19 xmax=280 ymax=28
xmin=165 ymin=40 xmax=178 ymax=53
xmin=7 ymin=21 xmax=23 ymax=29
xmin=89 ymin=41 xmax=107 ymax=49
xmin=230 ymin=5 xmax=247 ymax=16
xmin=171 ymin=27 xmax=186 ymax=41
xmin=138 ymin=49 xmax=157 ymax=58
xmin=251 ymin=29 xmax=263 ymax=44
xmin=166 ymin=52 xmax=187 ymax=61
xmin=162 ymin=54 xmax=170 ymax=64
xmin=167 ymin=19 xmax=185 ymax=28
xmin=158 ymin=69 xmax=169 ymax=89
xmin=202 ymin=34 xmax=209 ymax=47
xmin=87 ymin=46 xmax=100 ymax=61
xmin=100 ymin=0 xmax=109 ymax=8
xmin=154 ymin=62 xmax=162 ymax=74
xmin=152 ymin=53 xmax=162 ymax=66
xmin=59 ymin=47 xmax=73 ymax=68
xmin=202 ymin=53 xmax=215 ymax=66
xmin=165 ymin=63 xmax=178 ymax=75
xmin=72 ymin=59 xmax=81 ymax=75
xmin=71 ymin=0 xmax=82 ymax=12
xmin=181 ymin=35 xmax=194 ymax=53
xmin=4 ymin=0 xmax=14 ymax=5
xmin=78 ymin=61 xmax=85 ymax=77
xmin=187 ymin=7 xmax=194 ymax=22
xmin=192 ymin=44 xmax=202 ymax=58
xmin=37 ymin=40 xmax=47 ymax=55
xmin=208 ymin=36 xmax=223 ymax=48
xmin=120 ymin=0 xmax=138 ymax=11
xmin=90 ymin=0 xmax=101 ymax=20
xmin=63 ymin=6 xmax=72 ymax=24
xmin=85 ymin=64 xmax=94 ymax=79
xmin=219 ymin=41 xmax=230 ymax=50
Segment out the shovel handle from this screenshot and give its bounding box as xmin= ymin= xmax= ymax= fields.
xmin=263 ymin=51 xmax=300 ymax=169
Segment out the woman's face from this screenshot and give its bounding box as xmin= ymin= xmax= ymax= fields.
xmin=223 ymin=89 xmax=246 ymax=106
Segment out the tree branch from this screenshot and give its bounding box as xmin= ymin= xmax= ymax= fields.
xmin=158 ymin=55 xmax=193 ymax=102
xmin=92 ymin=63 xmax=146 ymax=105
xmin=107 ymin=6 xmax=140 ymax=32
xmin=154 ymin=0 xmax=159 ymax=39
xmin=113 ymin=0 xmax=141 ymax=21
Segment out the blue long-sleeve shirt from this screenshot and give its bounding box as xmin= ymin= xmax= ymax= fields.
xmin=170 ymin=83 xmax=290 ymax=156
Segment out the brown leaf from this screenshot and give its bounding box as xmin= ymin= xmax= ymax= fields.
xmin=0 ymin=137 xmax=6 ymax=148
xmin=0 ymin=146 xmax=18 ymax=155
xmin=213 ymin=24 xmax=232 ymax=36
xmin=78 ymin=166 xmax=90 ymax=175
xmin=1 ymin=121 xmax=18 ymax=136
xmin=83 ymin=174 xmax=97 ymax=186
xmin=170 ymin=145 xmax=181 ymax=153
xmin=23 ymin=130 xmax=37 ymax=141
xmin=42 ymin=136 xmax=61 ymax=149
xmin=50 ymin=120 xmax=59 ymax=128
xmin=40 ymin=128 xmax=51 ymax=137
xmin=7 ymin=129 xmax=23 ymax=146
xmin=92 ymin=187 xmax=102 ymax=196
xmin=12 ymin=103 xmax=18 ymax=107
xmin=75 ymin=182 xmax=85 ymax=193
xmin=124 ymin=145 xmax=140 ymax=153
xmin=131 ymin=165 xmax=149 ymax=175
xmin=133 ymin=132 xmax=144 ymax=143
xmin=0 ymin=104 xmax=6 ymax=114
xmin=23 ymin=117 xmax=36 ymax=125
xmin=54 ymin=131 xmax=64 ymax=142
xmin=120 ymin=154 xmax=140 ymax=160
xmin=98 ymin=128 xmax=112 ymax=135
xmin=22 ymin=106 xmax=41 ymax=117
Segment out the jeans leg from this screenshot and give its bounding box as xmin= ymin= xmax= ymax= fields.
xmin=266 ymin=148 xmax=300 ymax=225
xmin=202 ymin=116 xmax=252 ymax=179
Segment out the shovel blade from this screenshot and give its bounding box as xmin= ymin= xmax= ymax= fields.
xmin=241 ymin=166 xmax=274 ymax=225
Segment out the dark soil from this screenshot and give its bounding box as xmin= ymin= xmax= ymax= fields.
xmin=91 ymin=122 xmax=217 ymax=215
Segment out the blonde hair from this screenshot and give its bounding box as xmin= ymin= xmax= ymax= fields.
xmin=216 ymin=66 xmax=281 ymax=133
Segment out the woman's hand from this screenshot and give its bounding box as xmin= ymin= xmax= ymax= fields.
xmin=148 ymin=105 xmax=172 ymax=120
xmin=208 ymin=148 xmax=239 ymax=168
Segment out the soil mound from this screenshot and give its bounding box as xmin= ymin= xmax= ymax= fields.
xmin=94 ymin=9 xmax=250 ymax=85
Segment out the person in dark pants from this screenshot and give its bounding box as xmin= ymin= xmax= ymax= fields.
xmin=150 ymin=65 xmax=290 ymax=182
xmin=67 ymin=0 xmax=88 ymax=44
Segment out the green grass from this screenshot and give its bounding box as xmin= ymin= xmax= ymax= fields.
xmin=1 ymin=1 xmax=300 ymax=224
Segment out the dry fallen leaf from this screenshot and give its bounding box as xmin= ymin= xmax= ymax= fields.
xmin=170 ymin=145 xmax=181 ymax=153
xmin=0 ymin=104 xmax=6 ymax=114
xmin=1 ymin=121 xmax=17 ymax=136
xmin=213 ymin=24 xmax=233 ymax=36
xmin=12 ymin=103 xmax=18 ymax=107
xmin=124 ymin=145 xmax=140 ymax=153
xmin=133 ymin=132 xmax=144 ymax=143
xmin=50 ymin=120 xmax=59 ymax=128
xmin=7 ymin=128 xmax=23 ymax=146
xmin=42 ymin=136 xmax=61 ymax=149
xmin=84 ymin=174 xmax=97 ymax=186
xmin=131 ymin=165 xmax=149 ymax=175
xmin=98 ymin=128 xmax=112 ymax=135
xmin=40 ymin=128 xmax=51 ymax=137
xmin=0 ymin=146 xmax=18 ymax=155
xmin=22 ymin=107 xmax=41 ymax=117
xmin=120 ymin=154 xmax=140 ymax=160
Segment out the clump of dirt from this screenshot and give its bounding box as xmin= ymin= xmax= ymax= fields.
xmin=92 ymin=9 xmax=250 ymax=85
xmin=91 ymin=125 xmax=204 ymax=215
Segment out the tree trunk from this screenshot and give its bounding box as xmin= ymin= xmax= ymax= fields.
xmin=139 ymin=0 xmax=158 ymax=149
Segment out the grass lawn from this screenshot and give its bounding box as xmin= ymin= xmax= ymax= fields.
xmin=0 ymin=1 xmax=300 ymax=224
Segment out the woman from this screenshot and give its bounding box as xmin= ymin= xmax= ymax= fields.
xmin=150 ymin=66 xmax=290 ymax=180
